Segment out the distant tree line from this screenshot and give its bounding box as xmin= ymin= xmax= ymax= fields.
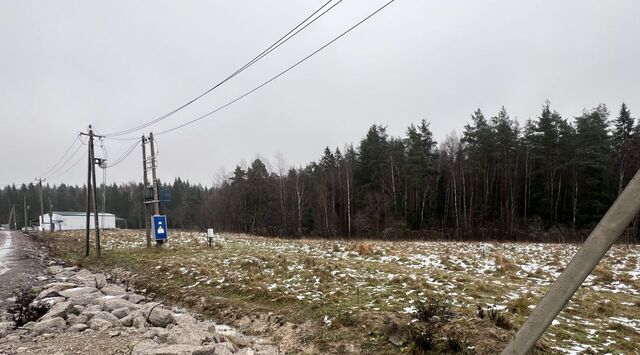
xmin=2 ymin=102 xmax=639 ymax=242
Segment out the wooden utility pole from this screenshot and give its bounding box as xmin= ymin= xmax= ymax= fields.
xmin=90 ymin=131 xmax=101 ymax=258
xmin=35 ymin=177 xmax=46 ymax=231
xmin=81 ymin=125 xmax=103 ymax=258
xmin=48 ymin=197 xmax=53 ymax=231
xmin=85 ymin=128 xmax=92 ymax=256
xmin=142 ymin=135 xmax=151 ymax=248
xmin=502 ymin=168 xmax=640 ymax=354
xmin=149 ymin=132 xmax=160 ymax=216
xmin=7 ymin=206 xmax=14 ymax=230
xmin=11 ymin=205 xmax=17 ymax=230
xmin=148 ymin=132 xmax=162 ymax=246
xmin=23 ymin=196 xmax=28 ymax=230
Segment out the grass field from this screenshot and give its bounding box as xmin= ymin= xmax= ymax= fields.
xmin=44 ymin=230 xmax=640 ymax=354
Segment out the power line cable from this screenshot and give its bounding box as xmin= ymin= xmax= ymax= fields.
xmin=48 ymin=151 xmax=88 ymax=181
xmin=39 ymin=133 xmax=82 ymax=176
xmin=153 ymin=0 xmax=396 ymax=137
xmin=103 ymin=0 xmax=338 ymax=138
xmin=45 ymin=141 xmax=85 ymax=178
xmin=106 ymin=139 xmax=142 ymax=168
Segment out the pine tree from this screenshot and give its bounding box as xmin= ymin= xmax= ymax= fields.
xmin=573 ymin=104 xmax=614 ymax=226
xmin=612 ymin=103 xmax=635 ymax=193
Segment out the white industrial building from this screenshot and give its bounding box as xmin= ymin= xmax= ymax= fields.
xmin=39 ymin=211 xmax=116 ymax=231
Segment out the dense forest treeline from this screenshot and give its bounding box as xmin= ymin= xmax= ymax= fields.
xmin=2 ymin=102 xmax=640 ymax=242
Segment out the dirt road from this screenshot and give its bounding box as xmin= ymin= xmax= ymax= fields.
xmin=0 ymin=231 xmax=47 ymax=313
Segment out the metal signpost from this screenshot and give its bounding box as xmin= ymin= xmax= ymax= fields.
xmin=152 ymin=215 xmax=168 ymax=243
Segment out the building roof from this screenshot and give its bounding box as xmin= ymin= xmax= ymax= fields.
xmin=51 ymin=211 xmax=115 ymax=217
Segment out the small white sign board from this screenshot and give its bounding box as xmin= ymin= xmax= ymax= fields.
xmin=207 ymin=228 xmax=214 ymax=239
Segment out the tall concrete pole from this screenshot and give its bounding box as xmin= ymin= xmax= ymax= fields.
xmin=142 ymin=135 xmax=151 ymax=248
xmin=502 ymin=168 xmax=640 ymax=354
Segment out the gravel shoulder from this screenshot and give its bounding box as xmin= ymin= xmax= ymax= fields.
xmin=0 ymin=231 xmax=279 ymax=355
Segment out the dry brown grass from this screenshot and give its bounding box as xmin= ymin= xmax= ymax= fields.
xmin=592 ymin=265 xmax=614 ymax=283
xmin=494 ymin=252 xmax=519 ymax=272
xmin=507 ymin=293 xmax=533 ymax=315
xmin=354 ymin=242 xmax=374 ymax=255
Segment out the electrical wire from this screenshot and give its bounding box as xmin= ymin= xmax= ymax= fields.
xmin=103 ymin=0 xmax=339 ymax=138
xmin=45 ymin=141 xmax=86 ymax=178
xmin=48 ymin=151 xmax=88 ymax=181
xmin=152 ymin=0 xmax=397 ymax=137
xmin=39 ymin=133 xmax=82 ymax=177
xmin=106 ymin=139 xmax=142 ymax=168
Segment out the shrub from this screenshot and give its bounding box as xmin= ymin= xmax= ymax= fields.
xmin=507 ymin=293 xmax=533 ymax=315
xmin=477 ymin=304 xmax=512 ymax=330
xmin=355 ymin=243 xmax=374 ymax=255
xmin=494 ymin=252 xmax=519 ymax=272
xmin=415 ymin=297 xmax=452 ymax=322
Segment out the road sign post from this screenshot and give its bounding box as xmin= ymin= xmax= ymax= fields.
xmin=152 ymin=215 xmax=168 ymax=243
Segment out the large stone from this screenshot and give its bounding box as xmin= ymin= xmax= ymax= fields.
xmin=32 ymin=297 xmax=66 ymax=309
xmin=88 ymin=318 xmax=113 ymax=331
xmin=103 ymin=298 xmax=138 ymax=312
xmin=37 ymin=282 xmax=77 ymax=299
xmin=46 ymin=265 xmax=64 ymax=275
xmin=119 ymin=310 xmax=143 ymax=327
xmin=166 ymin=323 xmax=215 ymax=346
xmin=68 ymin=292 xmax=103 ymax=306
xmin=132 ymin=316 xmax=149 ymax=329
xmin=58 ymin=287 xmax=100 ymax=299
xmin=33 ymin=317 xmax=66 ymax=335
xmin=85 ymin=304 xmax=104 ymax=312
xmin=153 ymin=344 xmax=217 ymax=355
xmin=91 ymin=311 xmax=120 ymax=325
xmin=101 ymin=284 xmax=127 ymax=296
xmin=126 ymin=294 xmax=146 ymax=304
xmin=69 ymin=269 xmax=100 ymax=287
xmin=112 ymin=307 xmax=130 ymax=319
xmin=94 ymin=273 xmax=107 ymax=289
xmin=66 ymin=314 xmax=89 ymax=326
xmin=40 ymin=301 xmax=77 ymax=320
xmin=147 ymin=308 xmax=176 ymax=328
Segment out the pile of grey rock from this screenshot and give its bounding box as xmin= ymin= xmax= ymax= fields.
xmin=0 ymin=264 xmax=278 ymax=355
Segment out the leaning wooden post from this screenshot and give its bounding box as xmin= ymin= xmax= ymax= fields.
xmin=502 ymin=168 xmax=640 ymax=354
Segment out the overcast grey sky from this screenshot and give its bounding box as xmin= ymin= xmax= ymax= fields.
xmin=1 ymin=0 xmax=639 ymax=187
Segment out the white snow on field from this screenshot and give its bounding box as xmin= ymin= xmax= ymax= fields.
xmin=59 ymin=230 xmax=640 ymax=353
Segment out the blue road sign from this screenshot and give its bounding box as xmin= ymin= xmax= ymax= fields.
xmin=152 ymin=215 xmax=168 ymax=241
